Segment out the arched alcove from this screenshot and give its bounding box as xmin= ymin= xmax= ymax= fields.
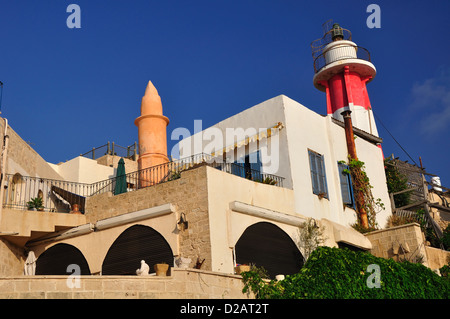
xmin=35 ymin=243 xmax=91 ymax=275
xmin=101 ymin=224 xmax=174 ymax=275
xmin=235 ymin=222 xmax=304 ymax=278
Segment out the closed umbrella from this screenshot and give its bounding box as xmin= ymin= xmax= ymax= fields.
xmin=114 ymin=158 xmax=127 ymax=195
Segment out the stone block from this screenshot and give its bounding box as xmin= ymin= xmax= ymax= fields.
xmin=18 ymin=291 xmax=45 ymax=299
xmin=46 ymin=291 xmax=73 ymax=299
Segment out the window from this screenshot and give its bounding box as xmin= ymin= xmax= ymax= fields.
xmin=233 ymin=150 xmax=262 ymax=179
xmin=338 ymin=162 xmax=355 ymax=207
xmin=308 ymin=150 xmax=328 ymax=198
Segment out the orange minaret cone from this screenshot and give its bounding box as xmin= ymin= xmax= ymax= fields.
xmin=134 ymin=81 xmax=170 ymax=186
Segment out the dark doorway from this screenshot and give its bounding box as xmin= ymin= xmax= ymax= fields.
xmin=235 ymin=222 xmax=303 ymax=278
xmin=35 ymin=243 xmax=91 ymax=275
xmin=102 ymin=224 xmax=173 ymax=275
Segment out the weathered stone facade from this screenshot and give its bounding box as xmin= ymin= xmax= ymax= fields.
xmin=0 ymin=238 xmax=24 ymax=277
xmin=364 ymin=223 xmax=450 ymax=270
xmin=0 ymin=268 xmax=251 ymax=299
xmin=85 ymin=164 xmax=212 ymax=271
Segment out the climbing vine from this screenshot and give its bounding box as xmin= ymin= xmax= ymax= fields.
xmin=340 ymin=156 xmax=384 ymax=232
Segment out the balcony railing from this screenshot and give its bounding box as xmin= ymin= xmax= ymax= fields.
xmin=2 ymin=153 xmax=285 ymax=214
xmin=2 ymin=174 xmax=91 ymax=214
xmin=313 ymin=44 xmax=371 ymax=73
xmin=80 ymin=142 xmax=137 ymax=160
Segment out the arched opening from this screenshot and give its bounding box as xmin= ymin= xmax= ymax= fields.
xmin=35 ymin=243 xmax=91 ymax=275
xmin=8 ymin=173 xmax=24 ymax=209
xmin=101 ymin=224 xmax=174 ymax=275
xmin=235 ymin=222 xmax=303 ymax=278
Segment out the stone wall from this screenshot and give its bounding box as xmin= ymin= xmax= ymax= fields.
xmin=364 ymin=223 xmax=450 ymax=270
xmin=365 ymin=223 xmax=428 ymax=265
xmin=0 ymin=238 xmax=25 ymax=277
xmin=425 ymin=246 xmax=450 ymax=271
xmin=0 ymin=268 xmax=252 ymax=299
xmin=85 ymin=165 xmax=212 ymax=271
xmin=0 ymin=118 xmax=62 ymax=179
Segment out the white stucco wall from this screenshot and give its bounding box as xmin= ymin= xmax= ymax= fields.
xmin=178 ymin=94 xmax=391 ymax=229
xmin=178 ymin=95 xmax=293 ymax=189
xmin=205 ymin=166 xmax=302 ymax=274
xmin=50 ymin=156 xmax=115 ymax=184
xmin=282 ymin=95 xmax=390 ymax=228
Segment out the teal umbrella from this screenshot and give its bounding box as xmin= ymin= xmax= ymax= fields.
xmin=114 ymin=158 xmax=127 ymax=195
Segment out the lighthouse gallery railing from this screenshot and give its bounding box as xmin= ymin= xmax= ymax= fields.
xmin=313 ymin=44 xmax=372 ymax=73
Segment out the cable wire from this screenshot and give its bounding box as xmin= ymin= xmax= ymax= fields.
xmin=372 ymin=111 xmax=418 ymax=166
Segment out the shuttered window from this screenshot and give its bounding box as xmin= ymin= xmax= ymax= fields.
xmin=308 ymin=150 xmax=328 ymax=198
xmin=338 ymin=162 xmax=355 ymax=207
xmin=101 ymin=224 xmax=173 ymax=275
xmin=235 ymin=222 xmax=304 ymax=279
xmin=35 ymin=243 xmax=91 ymax=275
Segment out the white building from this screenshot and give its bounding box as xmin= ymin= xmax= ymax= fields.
xmin=178 ymin=94 xmax=391 ymax=229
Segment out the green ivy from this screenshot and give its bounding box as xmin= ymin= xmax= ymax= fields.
xmin=241 ymin=246 xmax=450 ymax=299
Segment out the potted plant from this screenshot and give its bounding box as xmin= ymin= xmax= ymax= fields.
xmin=154 ymin=262 xmax=169 ymax=276
xmin=27 ymin=197 xmax=44 ymax=211
xmin=234 ymin=264 xmax=250 ymax=275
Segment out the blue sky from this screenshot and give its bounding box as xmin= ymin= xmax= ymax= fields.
xmin=0 ymin=1 xmax=449 ymax=186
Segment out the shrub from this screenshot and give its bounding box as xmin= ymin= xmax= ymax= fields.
xmin=442 ymin=224 xmax=450 ymax=251
xmin=242 ymin=246 xmax=449 ymax=299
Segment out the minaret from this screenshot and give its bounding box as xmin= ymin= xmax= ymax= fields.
xmin=311 ymin=22 xmax=378 ymax=137
xmin=134 ymin=81 xmax=170 ymax=179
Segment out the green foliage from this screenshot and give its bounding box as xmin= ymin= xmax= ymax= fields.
xmin=440 ymin=264 xmax=449 ymax=279
xmin=297 ymin=218 xmax=326 ymax=262
xmin=384 ymin=158 xmax=411 ymax=208
xmin=254 ymin=177 xmax=278 ymax=185
xmin=345 ymin=157 xmax=383 ymax=230
xmin=442 ymin=224 xmax=450 ymax=251
xmin=168 ymin=170 xmax=181 ymax=181
xmin=242 ymin=246 xmax=450 ymax=299
xmin=27 ymin=197 xmax=44 ymax=210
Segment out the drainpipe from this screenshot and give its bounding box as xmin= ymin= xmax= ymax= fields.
xmin=0 ymin=117 xmax=9 ymax=228
xmin=342 ymin=110 xmax=369 ymax=229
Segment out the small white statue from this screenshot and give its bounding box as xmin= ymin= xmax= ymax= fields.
xmin=24 ymin=251 xmax=36 ymax=276
xmin=136 ymin=260 xmax=150 ymax=276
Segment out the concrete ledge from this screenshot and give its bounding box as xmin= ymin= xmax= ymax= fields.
xmin=0 ymin=268 xmax=253 ymax=299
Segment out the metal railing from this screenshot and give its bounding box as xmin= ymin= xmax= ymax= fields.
xmin=2 ymin=174 xmax=91 ymax=214
xmin=80 ymin=142 xmax=137 ymax=160
xmin=2 ymin=153 xmax=285 ymax=214
xmin=90 ymin=153 xmax=285 ymax=196
xmin=313 ymin=45 xmax=371 ymax=73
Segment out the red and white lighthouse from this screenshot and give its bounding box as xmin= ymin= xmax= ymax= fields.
xmin=311 ymin=22 xmax=379 ymax=137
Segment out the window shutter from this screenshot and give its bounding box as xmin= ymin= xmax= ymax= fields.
xmin=317 ymin=155 xmax=326 ymax=193
xmin=309 ymin=151 xmax=319 ymax=194
xmin=309 ymin=150 xmax=327 ymax=197
xmin=338 ymin=162 xmax=353 ymax=205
